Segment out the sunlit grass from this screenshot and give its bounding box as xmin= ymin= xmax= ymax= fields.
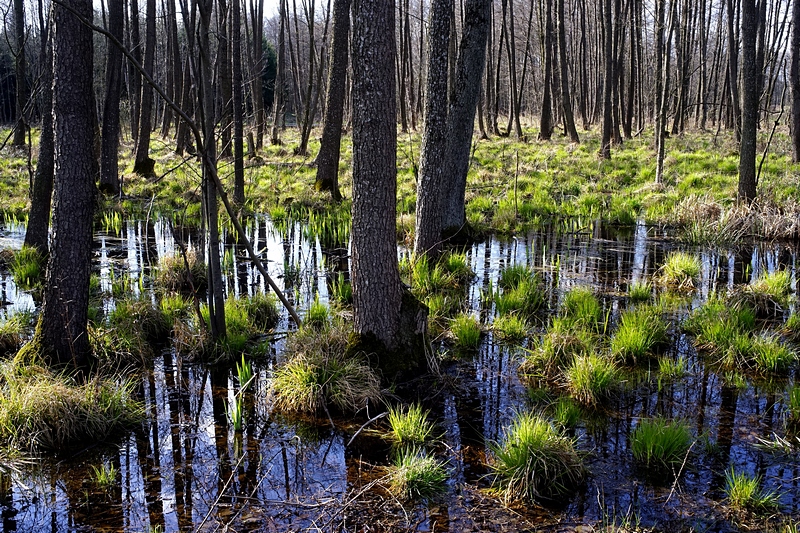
xmin=450 ymin=313 xmax=482 ymax=350
xmin=565 ymin=354 xmax=619 ymax=407
xmin=387 ymin=403 xmax=436 ymax=447
xmin=630 ymin=418 xmax=693 ymax=469
xmin=658 ymin=251 xmax=701 ymax=289
xmin=724 ymin=468 xmax=781 ymax=513
xmin=388 ymin=448 xmax=448 ymax=501
xmin=611 ymin=305 xmax=669 ymax=364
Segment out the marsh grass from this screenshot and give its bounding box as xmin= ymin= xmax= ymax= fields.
xmin=725 ymin=468 xmax=781 ymax=513
xmin=552 ymin=396 xmax=582 ymax=428
xmin=9 ymin=246 xmax=45 ymax=291
xmin=658 ymin=252 xmax=701 ymax=289
xmin=389 ymin=448 xmax=448 ymax=501
xmin=628 ymin=281 xmax=652 ymax=303
xmin=387 ymin=403 xmax=436 ymax=447
xmin=450 ymin=313 xmax=482 ymax=350
xmin=236 ymin=354 xmax=254 ymax=390
xmin=732 ymin=270 xmax=794 ymax=316
xmin=490 ymin=411 xmax=585 ymax=503
xmin=272 ymin=323 xmax=381 ymax=414
xmin=228 ymin=395 xmax=245 ymax=431
xmin=242 ymin=292 xmax=280 ymax=331
xmin=630 ymin=418 xmax=692 ymax=470
xmin=492 ymin=314 xmax=529 ymax=342
xmin=493 ymin=265 xmax=545 ymax=318
xmin=0 ymin=311 xmax=31 ymax=356
xmin=565 ymin=354 xmax=619 ymax=407
xmin=750 ymin=335 xmax=797 ymax=375
xmin=684 ymin=296 xmax=756 ymax=360
xmin=0 ymin=360 xmax=144 ymax=450
xmin=782 ymin=312 xmax=800 ymax=340
xmin=91 ymin=461 xmax=118 ymax=491
xmin=522 ymin=319 xmax=595 ymax=379
xmin=100 ymin=298 xmax=171 ymax=362
xmin=786 ymin=385 xmax=800 ymax=428
xmin=331 ymin=272 xmax=353 ymax=304
xmin=155 ymin=251 xmax=208 ymax=294
xmin=657 ymin=355 xmax=689 ymax=380
xmin=611 ymin=306 xmax=669 ymax=364
xmin=304 ymin=296 xmax=329 ymax=330
xmin=560 ymin=287 xmax=603 ymax=331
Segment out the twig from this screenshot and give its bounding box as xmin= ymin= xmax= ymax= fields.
xmin=346 ymin=412 xmax=387 ymax=447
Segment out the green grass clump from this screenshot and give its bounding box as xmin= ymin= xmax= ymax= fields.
xmin=658 ymin=355 xmax=689 ymax=380
xmin=389 ymin=448 xmax=448 ymax=501
xmin=103 ymin=298 xmax=171 ymax=361
xmin=388 ymin=403 xmax=436 ymax=447
xmin=0 ymin=360 xmax=144 ymax=450
xmin=684 ymin=296 xmax=756 ymax=356
xmin=787 ymin=385 xmax=800 ymax=429
xmin=494 ymin=266 xmax=545 ymax=318
xmin=630 ymin=418 xmax=693 ymax=469
xmin=304 ymin=296 xmax=329 ymax=330
xmin=552 ymin=397 xmax=582 ymax=428
xmin=440 ymin=252 xmax=474 ymax=286
xmin=492 ymin=314 xmax=529 ymax=342
xmin=490 ymin=412 xmax=585 ymax=503
xmin=611 ymin=305 xmax=669 ymax=364
xmin=782 ymin=312 xmax=800 ymax=340
xmin=450 ymin=313 xmax=482 ymax=350
xmin=658 ymin=251 xmax=701 ymax=289
xmin=159 ymin=294 xmax=191 ymax=323
xmin=498 ymin=264 xmax=536 ymax=290
xmin=565 ymin=354 xmax=619 ymax=407
xmin=734 ymin=270 xmax=794 ymax=316
xmin=0 ymin=311 xmax=31 ymax=357
xmin=522 ymin=318 xmax=595 ymax=378
xmin=155 ymin=251 xmax=208 ymax=295
xmin=724 ymin=468 xmax=781 ymax=513
xmin=750 ymin=335 xmax=797 ymax=375
xmin=331 ymin=272 xmax=353 ymax=304
xmin=628 ymin=281 xmax=652 ymax=303
xmin=10 ymin=246 xmax=45 ymax=291
xmin=242 ymin=292 xmax=280 ymax=330
xmin=91 ymin=461 xmax=118 ymax=491
xmin=560 ymin=287 xmax=603 ymax=331
xmin=272 ymin=324 xmax=380 ymax=414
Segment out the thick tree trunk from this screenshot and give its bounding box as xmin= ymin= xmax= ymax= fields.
xmin=99 ymin=0 xmax=125 ymax=195
xmin=738 ymin=0 xmax=759 ymax=201
xmin=232 ymin=0 xmax=245 ymax=204
xmin=556 ymin=0 xmax=579 ymax=143
xmin=440 ymin=0 xmax=492 ymax=235
xmin=791 ymin=0 xmax=800 ymax=162
xmin=351 ymin=0 xmax=425 ymax=374
xmin=314 ymin=0 xmax=350 ymax=201
xmin=27 ymin=0 xmax=96 ymax=368
xmin=414 ymin=0 xmax=452 ymax=259
xmin=133 ymin=0 xmax=156 ymax=176
xmin=13 ymin=0 xmax=26 ymax=147
xmin=24 ymin=35 xmax=53 ymax=254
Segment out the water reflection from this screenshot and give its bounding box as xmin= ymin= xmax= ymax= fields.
xmin=0 ymin=217 xmax=798 ymax=531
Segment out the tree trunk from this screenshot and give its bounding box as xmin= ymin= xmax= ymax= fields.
xmin=128 ymin=0 xmax=142 ymax=145
xmin=314 ymin=0 xmax=350 ymax=201
xmin=738 ymin=0 xmax=759 ymax=201
xmin=440 ymin=0 xmax=492 ymax=235
xmin=133 ymin=0 xmax=156 ymax=176
xmin=13 ymin=0 xmax=26 ymax=147
xmin=351 ymin=0 xmax=425 ymax=374
xmin=599 ymin=0 xmax=613 ymax=159
xmin=791 ymin=0 xmax=800 ymax=162
xmin=217 ymin=0 xmax=233 ymax=158
xmin=231 ymin=0 xmax=245 ymax=204
xmin=727 ymin=0 xmax=742 ymax=139
xmin=414 ymin=0 xmax=452 ymax=259
xmin=271 ymin=0 xmax=286 ymax=145
xmin=24 ymin=33 xmax=53 ymax=254
xmin=26 ymin=0 xmax=96 ymax=369
xmin=539 ymin=0 xmax=554 ymax=140
xmin=99 ymin=0 xmax=125 ymax=195
xmin=556 ymin=0 xmax=579 ymax=143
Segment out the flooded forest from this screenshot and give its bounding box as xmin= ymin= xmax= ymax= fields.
xmin=0 ymin=0 xmax=799 ymax=531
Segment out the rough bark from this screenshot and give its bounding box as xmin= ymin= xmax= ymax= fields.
xmin=738 ymin=0 xmax=759 ymax=201
xmin=440 ymin=0 xmax=492 ymax=235
xmin=791 ymin=0 xmax=800 ymax=162
xmin=270 ymin=0 xmax=286 ymax=145
xmin=539 ymin=0 xmax=554 ymax=140
xmin=314 ymin=0 xmax=350 ymax=201
xmin=556 ymin=0 xmax=579 ymax=143
xmin=24 ymin=34 xmax=53 ymax=254
xmin=599 ymin=0 xmax=613 ymax=159
xmin=13 ymin=0 xmax=26 ymax=147
xmin=351 ymin=0 xmax=425 ymax=374
xmin=726 ymin=0 xmax=742 ymax=139
xmin=133 ymin=0 xmax=156 ymax=176
xmin=413 ymin=0 xmax=452 ymax=259
xmin=127 ymin=0 xmax=142 ymax=144
xmin=25 ymin=0 xmax=96 ymax=369
xmin=99 ymin=0 xmax=125 ymax=195
xmin=232 ymin=0 xmax=245 ymax=204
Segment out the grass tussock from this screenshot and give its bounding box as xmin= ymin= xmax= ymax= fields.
xmin=787 ymin=385 xmax=800 ymax=429
xmin=9 ymin=246 xmax=45 ymax=291
xmin=560 ymin=287 xmax=603 ymax=331
xmin=658 ymin=251 xmax=702 ymax=290
xmin=565 ymin=354 xmax=619 ymax=407
xmin=0 ymin=311 xmax=32 ymax=357
xmin=627 ymin=281 xmax=652 ymax=303
xmin=630 ymin=418 xmax=693 ymax=470
xmin=388 ymin=448 xmax=448 ymax=501
xmin=387 ymin=403 xmax=436 ymax=447
xmin=0 ymin=359 xmax=143 ymax=451
xmin=611 ymin=305 xmax=669 ymax=364
xmin=724 ymin=468 xmax=781 ymax=513
xmin=155 ymin=251 xmax=208 ymax=295
xmin=449 ymin=313 xmax=482 ymax=350
xmin=731 ymin=270 xmax=793 ymax=316
xmin=490 ymin=411 xmax=585 ymax=503
xmin=522 ymin=318 xmax=595 ymax=379
xmin=492 ymin=314 xmax=529 ymax=342
xmin=272 ymin=322 xmax=381 ymax=414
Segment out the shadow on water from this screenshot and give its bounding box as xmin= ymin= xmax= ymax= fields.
xmin=0 ymin=218 xmax=798 ymax=531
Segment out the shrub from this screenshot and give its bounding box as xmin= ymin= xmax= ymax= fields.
xmin=389 ymin=448 xmax=448 ymax=501
xmin=724 ymin=468 xmax=781 ymax=513
xmin=388 ymin=403 xmax=436 ymax=447
xmin=450 ymin=313 xmax=482 ymax=350
xmin=272 ymin=324 xmax=381 ymax=414
xmin=490 ymin=412 xmax=585 ymax=503
xmin=611 ymin=305 xmax=668 ymax=364
xmin=658 ymin=251 xmax=701 ymax=289
xmin=566 ymin=354 xmax=619 ymax=407
xmin=630 ymin=418 xmax=692 ymax=469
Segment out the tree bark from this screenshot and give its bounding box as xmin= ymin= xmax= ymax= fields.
xmin=133 ymin=0 xmax=156 ymax=175
xmin=271 ymin=0 xmax=286 ymax=145
xmin=539 ymin=0 xmax=554 ymax=140
xmin=13 ymin=0 xmax=27 ymax=147
xmin=26 ymin=0 xmax=96 ymax=368
xmin=726 ymin=0 xmax=742 ymax=139
xmin=556 ymin=0 xmax=579 ymax=143
xmin=599 ymin=0 xmax=613 ymax=159
xmin=99 ymin=0 xmax=125 ymax=194
xmin=231 ymin=0 xmax=245 ymax=204
xmin=414 ymin=0 xmax=452 ymax=259
xmin=314 ymin=0 xmax=350 ymax=201
xmin=738 ymin=0 xmax=759 ymax=201
xmin=439 ymin=0 xmax=491 ymax=235
xmin=791 ymin=0 xmax=800 ymax=162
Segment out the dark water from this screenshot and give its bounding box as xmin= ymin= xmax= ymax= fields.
xmin=0 ymin=218 xmax=798 ymax=532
